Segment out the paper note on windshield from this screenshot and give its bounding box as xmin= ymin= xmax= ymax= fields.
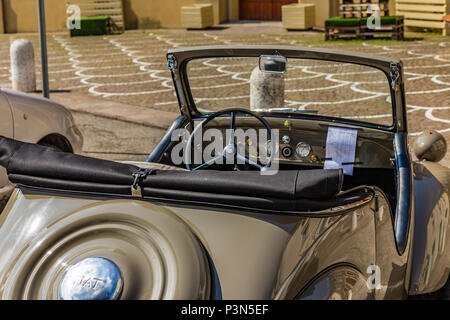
xmin=324 ymin=126 xmax=358 ymax=176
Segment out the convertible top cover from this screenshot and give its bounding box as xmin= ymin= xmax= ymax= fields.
xmin=0 ymin=136 xmax=369 ymax=212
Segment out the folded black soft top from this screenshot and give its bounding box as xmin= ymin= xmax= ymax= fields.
xmin=0 ymin=136 xmax=365 ymax=213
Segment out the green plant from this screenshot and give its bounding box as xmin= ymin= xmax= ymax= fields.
xmin=325 ymin=17 xmax=360 ymax=27
xmin=360 ymin=15 xmax=404 ymax=26
xmin=325 ymin=16 xmax=404 ymax=28
xmin=70 ymin=16 xmax=109 ymax=37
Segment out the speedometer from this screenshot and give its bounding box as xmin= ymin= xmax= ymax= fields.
xmin=295 ymin=142 xmax=311 ymax=158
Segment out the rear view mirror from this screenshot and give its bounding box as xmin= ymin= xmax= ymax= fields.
xmin=259 ymin=55 xmax=287 ymax=74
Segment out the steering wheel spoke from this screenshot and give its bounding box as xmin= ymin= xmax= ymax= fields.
xmin=227 ymin=111 xmax=236 ymax=146
xmin=236 ymin=153 xmax=263 ymax=170
xmin=192 ymin=153 xmax=224 ymax=171
xmin=184 ymin=108 xmax=274 ymax=172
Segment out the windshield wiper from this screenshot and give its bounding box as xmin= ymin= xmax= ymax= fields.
xmin=253 ymin=108 xmax=319 ymax=114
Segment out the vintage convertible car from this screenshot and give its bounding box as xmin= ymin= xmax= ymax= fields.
xmin=0 ymin=46 xmax=448 ymax=300
xmin=0 ymin=88 xmax=83 ymax=205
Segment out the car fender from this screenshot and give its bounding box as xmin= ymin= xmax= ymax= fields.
xmin=0 ymin=91 xmax=14 ymax=194
xmin=1 ymin=89 xmax=83 ymax=153
xmin=295 ymin=264 xmax=371 ymax=300
xmin=273 ymin=190 xmax=376 ymax=299
xmin=409 ymin=161 xmax=450 ymax=295
xmin=0 ymin=188 xmax=295 ymax=299
xmin=0 ymin=192 xmax=210 ymax=299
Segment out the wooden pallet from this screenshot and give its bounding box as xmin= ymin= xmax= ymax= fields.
xmin=326 ymin=25 xmax=404 ymax=39
xmin=396 ymin=0 xmax=449 ymax=36
xmin=340 ymin=3 xmax=389 ymax=10
xmin=66 ymin=0 xmax=125 ymax=33
xmin=340 ymin=11 xmax=390 ymax=18
xmin=325 ymin=16 xmax=404 ymax=40
xmin=325 ymin=25 xmax=362 ymax=39
xmin=360 ymin=24 xmax=404 ymax=39
xmin=340 ymin=3 xmax=389 ymax=18
xmin=340 ymin=0 xmax=388 ymax=4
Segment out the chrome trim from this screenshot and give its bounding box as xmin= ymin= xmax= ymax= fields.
xmin=59 ymin=257 xmax=123 ymax=300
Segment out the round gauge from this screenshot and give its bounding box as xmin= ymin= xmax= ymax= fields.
xmin=296 ymin=142 xmax=312 ymax=158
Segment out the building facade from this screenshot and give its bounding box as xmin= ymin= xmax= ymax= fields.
xmin=0 ymin=0 xmax=198 ymax=33
xmin=0 ymin=0 xmax=396 ymax=33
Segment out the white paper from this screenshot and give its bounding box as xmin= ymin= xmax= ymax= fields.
xmin=324 ymin=126 xmax=358 ymax=176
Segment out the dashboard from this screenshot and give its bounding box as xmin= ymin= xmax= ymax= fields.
xmin=200 ymin=116 xmax=396 ymax=169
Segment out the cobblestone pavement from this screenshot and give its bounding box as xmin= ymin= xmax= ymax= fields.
xmin=71 ymin=111 xmax=165 ymax=161
xmin=0 ymin=27 xmax=448 ymax=165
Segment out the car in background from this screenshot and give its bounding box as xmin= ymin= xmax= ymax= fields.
xmin=0 ymin=88 xmax=83 ymax=204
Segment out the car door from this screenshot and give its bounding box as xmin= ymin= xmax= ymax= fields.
xmin=0 ymin=90 xmax=13 ymax=192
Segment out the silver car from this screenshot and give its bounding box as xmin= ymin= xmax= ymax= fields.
xmin=0 ymin=88 xmax=83 ymax=202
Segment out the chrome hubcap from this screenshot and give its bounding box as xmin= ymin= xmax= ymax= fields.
xmin=59 ymin=257 xmax=123 ymax=300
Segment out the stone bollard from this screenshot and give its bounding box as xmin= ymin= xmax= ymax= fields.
xmin=10 ymin=39 xmax=36 ymax=92
xmin=250 ymin=67 xmax=285 ymax=110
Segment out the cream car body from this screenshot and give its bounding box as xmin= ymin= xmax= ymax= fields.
xmin=0 ymin=88 xmax=83 ymax=200
xmin=0 ymin=46 xmax=449 ymax=300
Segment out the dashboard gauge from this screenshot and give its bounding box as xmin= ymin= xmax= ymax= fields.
xmin=282 ymin=146 xmax=293 ymax=158
xmin=281 ymin=135 xmax=290 ymax=144
xmin=296 ymin=142 xmax=311 ymax=158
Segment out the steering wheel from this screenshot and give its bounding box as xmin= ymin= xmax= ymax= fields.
xmin=184 ymin=108 xmax=275 ymax=171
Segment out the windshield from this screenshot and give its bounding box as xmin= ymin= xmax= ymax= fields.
xmin=186 ymin=57 xmax=393 ymax=126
